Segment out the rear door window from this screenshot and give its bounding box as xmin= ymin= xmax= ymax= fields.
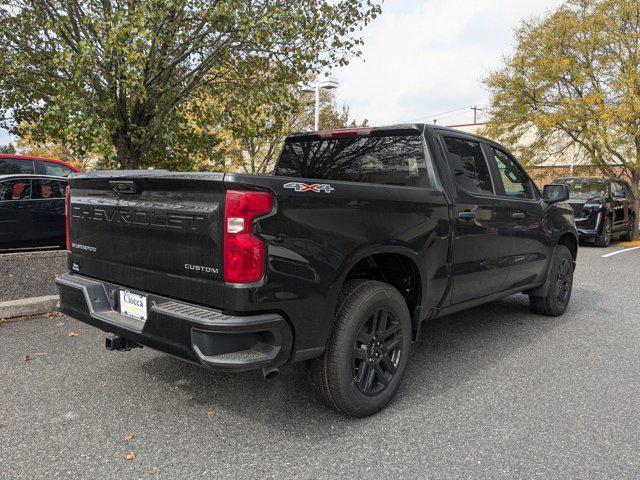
xmin=442 ymin=137 xmax=493 ymax=195
xmin=275 ymin=134 xmax=431 ymax=187
xmin=0 ymin=179 xmax=32 ymax=200
xmin=43 ymin=162 xmax=75 ymax=177
xmin=0 ymin=158 xmax=35 ymax=174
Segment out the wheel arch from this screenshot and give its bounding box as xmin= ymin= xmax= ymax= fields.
xmin=526 ymin=230 xmax=577 ymax=298
xmin=327 ymin=248 xmax=424 ymax=334
xmin=557 ymin=231 xmax=578 ymax=261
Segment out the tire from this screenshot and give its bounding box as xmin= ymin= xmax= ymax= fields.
xmin=311 ymin=280 xmax=412 ymax=417
xmin=594 ymin=216 xmax=612 ymax=247
xmin=620 ymin=215 xmax=636 ymax=242
xmin=529 ymin=245 xmax=574 ymax=316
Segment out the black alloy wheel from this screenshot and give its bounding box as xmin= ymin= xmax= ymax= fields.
xmin=595 ymin=217 xmax=612 ymax=247
xmin=311 ymin=280 xmax=412 ymax=417
xmin=554 ymin=257 xmax=571 ymax=306
xmin=529 ymin=245 xmax=573 ymax=316
xmin=352 ymin=307 xmax=403 ymax=396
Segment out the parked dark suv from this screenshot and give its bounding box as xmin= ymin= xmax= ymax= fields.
xmin=0 ymin=174 xmax=68 ymax=249
xmin=554 ymin=177 xmax=636 ymax=247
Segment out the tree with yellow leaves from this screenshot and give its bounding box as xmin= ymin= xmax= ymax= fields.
xmin=484 ymin=0 xmax=640 ymax=228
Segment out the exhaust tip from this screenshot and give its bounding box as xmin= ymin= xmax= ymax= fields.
xmin=262 ymin=366 xmax=280 ymax=380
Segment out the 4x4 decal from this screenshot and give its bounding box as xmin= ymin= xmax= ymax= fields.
xmin=284 ymin=182 xmax=334 ymax=193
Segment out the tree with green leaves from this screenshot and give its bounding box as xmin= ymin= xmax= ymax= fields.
xmin=0 ymin=0 xmax=380 ymax=169
xmin=484 ymin=0 xmax=640 ymax=228
xmin=204 ymin=78 xmax=365 ymax=175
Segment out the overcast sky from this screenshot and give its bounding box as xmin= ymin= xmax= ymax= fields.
xmin=0 ymin=0 xmax=564 ymax=146
xmin=333 ymin=0 xmax=564 ymax=127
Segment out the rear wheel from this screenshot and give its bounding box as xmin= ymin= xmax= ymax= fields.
xmin=529 ymin=245 xmax=574 ymax=316
xmin=311 ymin=280 xmax=412 ymax=417
xmin=594 ymin=216 xmax=612 ymax=247
xmin=620 ymin=215 xmax=636 ymax=241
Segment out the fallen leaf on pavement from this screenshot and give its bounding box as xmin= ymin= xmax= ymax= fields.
xmin=148 ymin=468 xmax=157 ymax=475
xmin=123 ymin=434 xmax=134 ymax=441
xmin=99 ymin=383 xmax=108 ymax=388
xmin=207 ymin=409 xmax=216 ymax=417
xmin=68 ymin=332 xmax=79 ymax=337
xmin=126 ymin=451 xmax=136 ymax=461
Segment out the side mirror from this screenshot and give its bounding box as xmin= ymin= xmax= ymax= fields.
xmin=543 ymin=184 xmax=570 ymax=203
xmin=613 ymin=190 xmax=626 ymax=198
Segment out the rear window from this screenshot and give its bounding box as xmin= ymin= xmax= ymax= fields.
xmin=275 ymin=134 xmax=430 ymax=187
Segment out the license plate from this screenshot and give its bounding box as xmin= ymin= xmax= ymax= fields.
xmin=119 ymin=290 xmax=147 ymax=321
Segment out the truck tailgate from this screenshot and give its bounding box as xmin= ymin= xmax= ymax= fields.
xmin=67 ymin=171 xmax=226 ymax=307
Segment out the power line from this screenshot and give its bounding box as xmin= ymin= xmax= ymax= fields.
xmin=403 ymin=106 xmax=469 ymax=123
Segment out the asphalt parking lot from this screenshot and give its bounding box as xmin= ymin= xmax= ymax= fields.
xmin=1 ymin=242 xmax=639 ymax=479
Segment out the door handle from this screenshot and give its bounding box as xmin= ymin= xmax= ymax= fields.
xmin=511 ymin=212 xmax=526 ymax=220
xmin=458 ymin=211 xmax=476 ymax=221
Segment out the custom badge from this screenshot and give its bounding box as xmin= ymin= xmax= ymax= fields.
xmin=284 ymin=182 xmax=334 ymax=193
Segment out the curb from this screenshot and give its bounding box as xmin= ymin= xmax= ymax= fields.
xmin=0 ymin=295 xmax=59 ymax=320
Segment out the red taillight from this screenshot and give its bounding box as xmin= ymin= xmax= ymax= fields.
xmin=317 ymin=128 xmax=372 ymax=139
xmin=223 ymin=190 xmax=273 ymax=284
xmin=65 ymin=185 xmax=71 ymax=251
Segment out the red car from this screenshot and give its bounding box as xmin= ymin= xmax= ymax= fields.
xmin=0 ymin=154 xmax=80 ymax=177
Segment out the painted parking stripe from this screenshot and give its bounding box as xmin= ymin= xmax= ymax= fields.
xmin=601 ymin=246 xmax=640 ymax=258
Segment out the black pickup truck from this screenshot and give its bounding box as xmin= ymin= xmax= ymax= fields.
xmin=56 ymin=124 xmax=577 ymax=417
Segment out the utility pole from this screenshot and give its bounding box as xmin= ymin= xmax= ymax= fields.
xmin=471 ymin=105 xmax=483 ymax=124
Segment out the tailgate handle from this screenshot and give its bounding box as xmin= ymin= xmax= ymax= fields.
xmin=110 ymin=181 xmax=139 ymax=195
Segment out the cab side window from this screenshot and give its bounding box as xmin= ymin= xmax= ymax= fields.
xmin=490 ymin=148 xmax=535 ymax=200
xmin=0 ymin=179 xmax=32 ymax=200
xmin=442 ymin=137 xmax=494 ymax=195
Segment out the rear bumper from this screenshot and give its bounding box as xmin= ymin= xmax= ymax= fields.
xmin=55 ymin=273 xmax=293 ymax=371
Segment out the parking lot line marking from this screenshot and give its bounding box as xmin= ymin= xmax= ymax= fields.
xmin=601 ymin=246 xmax=640 ymax=258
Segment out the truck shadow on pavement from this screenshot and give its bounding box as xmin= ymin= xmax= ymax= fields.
xmin=137 ymin=289 xmax=581 ymax=437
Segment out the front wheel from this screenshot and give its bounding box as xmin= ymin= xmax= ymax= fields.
xmin=311 ymin=280 xmax=412 ymax=417
xmin=529 ymin=245 xmax=574 ymax=316
xmin=594 ymin=216 xmax=612 ymax=247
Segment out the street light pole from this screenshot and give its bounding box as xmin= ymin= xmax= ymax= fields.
xmin=300 ymin=78 xmax=339 ymax=131
xmin=314 ymin=83 xmax=320 ymax=132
